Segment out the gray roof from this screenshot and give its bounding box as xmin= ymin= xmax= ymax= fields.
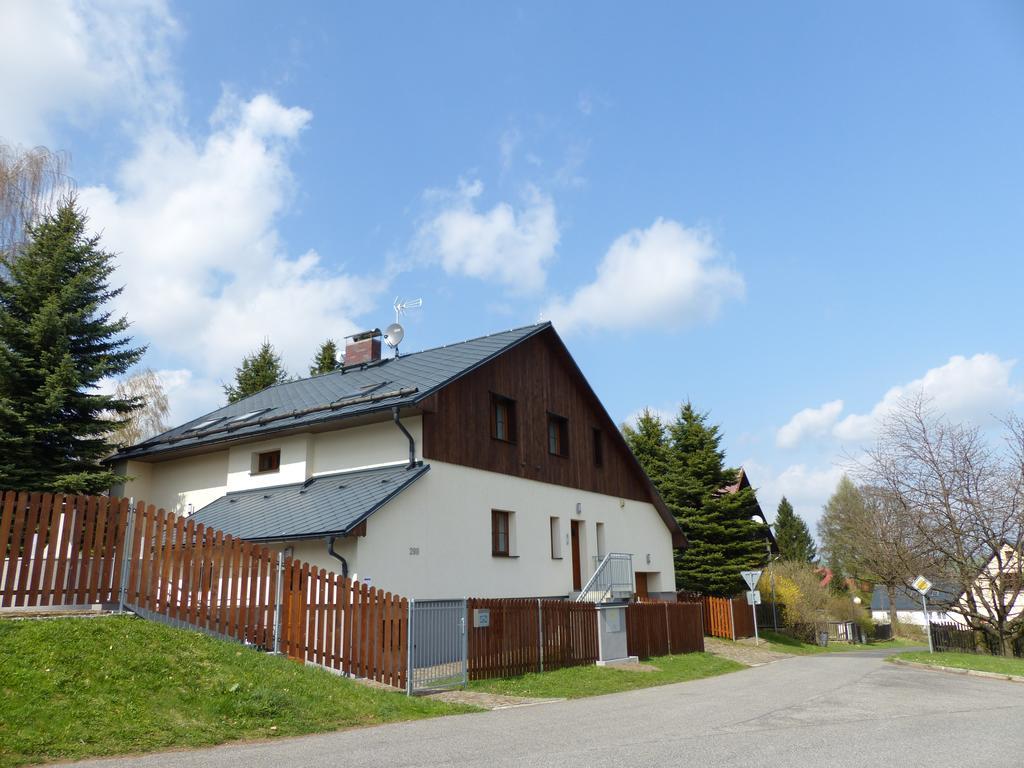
xmin=870 ymin=583 xmax=959 ymax=611
xmin=114 ymin=323 xmax=550 ymax=461
xmin=189 ymin=463 xmax=430 ymax=542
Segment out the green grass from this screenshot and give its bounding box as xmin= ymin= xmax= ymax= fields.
xmin=757 ymin=631 xmax=919 ymax=655
xmin=894 ymin=651 xmax=1024 ymax=677
xmin=467 ymin=652 xmax=743 ymax=699
xmin=0 ymin=616 xmax=474 ymax=768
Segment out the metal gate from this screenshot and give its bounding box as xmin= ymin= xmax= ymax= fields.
xmin=407 ymin=598 xmax=467 ymax=694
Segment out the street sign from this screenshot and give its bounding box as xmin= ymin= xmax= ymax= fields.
xmin=912 ymin=575 xmax=932 ymax=595
xmin=746 ymin=590 xmax=762 ymax=606
xmin=473 ymin=608 xmax=490 ymax=628
xmin=741 ymin=570 xmax=763 ymax=590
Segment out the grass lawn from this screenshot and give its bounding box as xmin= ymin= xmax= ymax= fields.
xmin=894 ymin=651 xmax=1024 ymax=677
xmin=467 ymin=652 xmax=743 ymax=700
xmin=758 ymin=631 xmax=919 ymax=656
xmin=0 ymin=615 xmax=474 ymax=768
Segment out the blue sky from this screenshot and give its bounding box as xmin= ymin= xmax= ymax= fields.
xmin=3 ymin=1 xmax=1023 ymax=530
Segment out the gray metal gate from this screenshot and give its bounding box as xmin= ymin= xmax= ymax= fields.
xmin=407 ymin=598 xmax=467 ymax=694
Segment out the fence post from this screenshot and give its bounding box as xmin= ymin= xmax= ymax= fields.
xmin=663 ymin=606 xmax=671 ymax=655
xmin=406 ymin=598 xmax=415 ymax=696
xmin=462 ymin=597 xmax=468 ymax=688
xmin=272 ymin=551 xmax=284 ymax=655
xmin=729 ymin=597 xmax=736 ymax=641
xmin=117 ymin=499 xmax=136 ymax=613
xmin=537 ymin=598 xmax=544 ymax=673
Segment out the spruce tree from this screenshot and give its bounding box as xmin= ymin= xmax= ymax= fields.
xmin=0 ymin=199 xmax=143 ymax=493
xmin=309 ymin=339 xmax=340 ymax=375
xmin=223 ymin=340 xmax=289 ymax=403
xmin=666 ymin=403 xmax=770 ymax=595
xmin=773 ymin=496 xmax=817 ymax=562
xmin=625 ymin=402 xmax=770 ymax=595
xmin=622 ymin=409 xmax=670 ymax=487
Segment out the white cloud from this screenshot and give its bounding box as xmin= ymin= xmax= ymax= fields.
xmin=0 ymin=0 xmax=180 ymax=144
xmin=417 ymin=179 xmax=559 ymax=292
xmin=544 ymin=218 xmax=744 ymax=335
xmin=742 ymin=460 xmax=846 ymax=531
xmin=776 ymin=399 xmax=844 ymax=448
xmin=833 ymin=353 xmax=1021 ymax=442
xmin=79 ymin=92 xmax=380 ymax=412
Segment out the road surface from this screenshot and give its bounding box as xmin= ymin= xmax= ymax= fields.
xmin=67 ymin=649 xmax=1024 ymax=768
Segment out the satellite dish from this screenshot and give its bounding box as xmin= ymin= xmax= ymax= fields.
xmin=383 ymin=322 xmax=405 ymax=349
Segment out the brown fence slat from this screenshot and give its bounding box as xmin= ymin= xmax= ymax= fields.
xmin=0 ymin=492 xmax=19 ymax=607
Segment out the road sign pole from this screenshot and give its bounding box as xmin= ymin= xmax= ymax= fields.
xmin=922 ymin=593 xmax=933 ymax=653
xmin=752 ymin=600 xmax=759 ymax=645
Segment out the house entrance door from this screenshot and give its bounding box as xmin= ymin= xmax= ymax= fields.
xmin=571 ymin=520 xmax=582 ymax=591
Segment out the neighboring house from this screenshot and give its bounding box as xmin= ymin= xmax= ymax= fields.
xmin=870 ymin=583 xmax=958 ymax=626
xmin=948 ymin=542 xmax=1024 ymax=629
xmin=110 ymin=323 xmax=685 ymax=601
xmin=719 ymin=467 xmax=778 ymax=555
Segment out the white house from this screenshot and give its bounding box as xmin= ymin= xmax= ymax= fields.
xmin=869 ymin=584 xmax=957 ymax=627
xmin=947 ymin=542 xmax=1024 ymax=629
xmin=110 ymin=323 xmax=685 ymax=601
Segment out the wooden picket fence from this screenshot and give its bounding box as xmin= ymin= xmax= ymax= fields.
xmin=0 ymin=490 xmax=408 ymax=689
xmin=0 ymin=492 xmax=131 ymax=607
xmin=2 ymin=488 xmax=705 ymax=690
xmin=700 ymin=595 xmax=756 ymax=640
xmin=466 ymin=597 xmax=598 ymax=679
xmin=626 ymin=601 xmax=704 ymax=658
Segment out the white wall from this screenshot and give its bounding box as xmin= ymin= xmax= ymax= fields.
xmin=286 ymin=460 xmax=677 ymax=600
xmin=114 ymin=416 xmax=422 ymax=515
xmin=871 ymin=609 xmax=954 ymax=627
xmin=226 ymin=434 xmax=313 ymax=491
xmin=114 ymin=452 xmax=229 ymax=516
xmin=312 ymin=418 xmax=421 ymax=473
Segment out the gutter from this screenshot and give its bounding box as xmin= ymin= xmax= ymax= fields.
xmin=327 ymin=536 xmax=349 ymax=580
xmin=392 ymin=407 xmax=416 ymax=467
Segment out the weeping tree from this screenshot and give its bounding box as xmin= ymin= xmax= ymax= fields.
xmin=1 ymin=144 xmax=73 ymax=257
xmin=109 ymin=369 xmax=171 ymax=447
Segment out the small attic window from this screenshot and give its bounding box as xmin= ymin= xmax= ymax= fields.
xmin=252 ymin=450 xmax=280 ymax=475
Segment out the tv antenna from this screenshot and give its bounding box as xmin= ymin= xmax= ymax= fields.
xmin=393 ymin=297 xmax=422 ymax=324
xmin=387 ymin=298 xmax=422 ymax=357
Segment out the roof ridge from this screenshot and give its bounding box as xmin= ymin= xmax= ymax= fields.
xmin=222 ymin=322 xmax=552 ymax=407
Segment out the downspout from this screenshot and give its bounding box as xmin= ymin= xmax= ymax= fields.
xmin=393 ymin=406 xmax=416 ymax=467
xmin=327 ymin=535 xmax=349 ymax=580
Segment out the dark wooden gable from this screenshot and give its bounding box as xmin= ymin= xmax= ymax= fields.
xmin=420 ymin=327 xmax=684 ymax=546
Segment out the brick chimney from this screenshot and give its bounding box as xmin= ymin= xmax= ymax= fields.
xmin=344 ymin=329 xmax=382 ymax=366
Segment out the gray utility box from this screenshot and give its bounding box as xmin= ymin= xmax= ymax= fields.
xmin=595 ymin=603 xmax=638 ymax=666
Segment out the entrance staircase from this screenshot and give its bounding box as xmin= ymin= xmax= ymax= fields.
xmin=574 ymin=553 xmax=634 ymax=603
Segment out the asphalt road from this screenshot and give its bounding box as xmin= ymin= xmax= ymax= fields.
xmin=68 ymin=649 xmax=1024 ymax=768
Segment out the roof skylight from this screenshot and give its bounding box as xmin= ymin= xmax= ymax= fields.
xmin=185 ymin=417 xmax=224 ymax=433
xmin=225 ymin=408 xmax=273 ymax=425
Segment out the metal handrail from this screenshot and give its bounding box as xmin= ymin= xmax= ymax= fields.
xmin=575 ymin=552 xmax=634 ymax=602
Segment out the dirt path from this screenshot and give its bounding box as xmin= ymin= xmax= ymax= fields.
xmin=703 ymin=636 xmax=791 ymax=665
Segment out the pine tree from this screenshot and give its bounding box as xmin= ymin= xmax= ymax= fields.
xmin=0 ymin=199 xmax=143 ymax=493
xmin=666 ymin=403 xmax=770 ymax=595
xmin=625 ymin=402 xmax=770 ymax=595
xmin=773 ymin=496 xmax=817 ymax=562
xmin=224 ymin=340 xmax=289 ymax=403
xmin=622 ymin=409 xmax=670 ymax=487
xmin=309 ymin=339 xmax=340 ymax=376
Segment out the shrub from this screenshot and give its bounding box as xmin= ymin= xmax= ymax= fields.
xmin=760 ymin=562 xmax=871 ymax=641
